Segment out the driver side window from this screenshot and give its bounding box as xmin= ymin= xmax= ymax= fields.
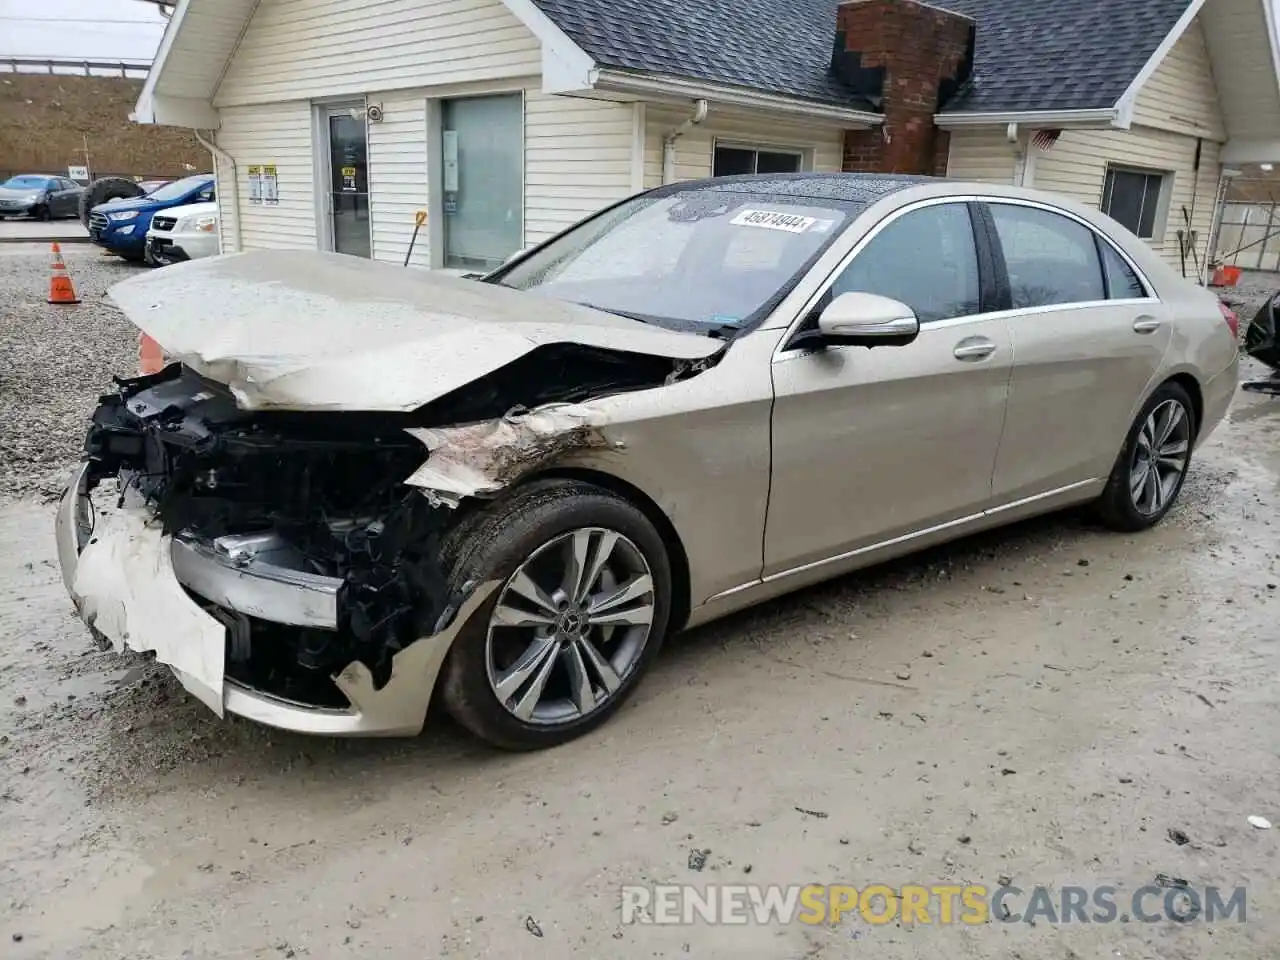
xmin=827 ymin=203 xmax=981 ymax=324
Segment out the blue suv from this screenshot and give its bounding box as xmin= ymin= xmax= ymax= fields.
xmin=89 ymin=174 xmax=215 ymax=262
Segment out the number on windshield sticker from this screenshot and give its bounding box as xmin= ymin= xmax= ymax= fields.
xmin=730 ymin=209 xmax=818 ymax=233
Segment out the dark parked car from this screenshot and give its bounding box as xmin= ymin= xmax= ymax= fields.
xmin=0 ymin=174 xmax=84 ymax=220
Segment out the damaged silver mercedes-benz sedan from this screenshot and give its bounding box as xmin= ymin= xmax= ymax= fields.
xmin=56 ymin=174 xmax=1239 ymax=748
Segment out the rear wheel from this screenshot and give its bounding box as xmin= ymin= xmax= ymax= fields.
xmin=1094 ymin=381 xmax=1196 ymax=531
xmin=440 ymin=479 xmax=672 ymax=750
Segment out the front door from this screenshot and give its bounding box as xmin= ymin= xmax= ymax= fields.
xmin=323 ymin=102 xmax=371 ymax=258
xmin=765 ymin=201 xmax=1013 ymax=575
xmin=982 ymin=201 xmax=1173 ymax=501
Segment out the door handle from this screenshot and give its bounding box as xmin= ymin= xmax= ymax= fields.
xmin=953 ymin=338 xmax=997 ymax=361
xmin=1132 ymin=315 xmax=1162 ymax=334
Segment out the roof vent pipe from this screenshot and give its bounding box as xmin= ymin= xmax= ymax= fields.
xmin=662 ymin=99 xmax=709 ymax=184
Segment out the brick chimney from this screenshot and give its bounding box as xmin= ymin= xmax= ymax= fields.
xmin=833 ymin=0 xmax=976 ymax=176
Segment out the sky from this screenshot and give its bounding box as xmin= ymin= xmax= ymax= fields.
xmin=0 ymin=0 xmax=167 ymax=62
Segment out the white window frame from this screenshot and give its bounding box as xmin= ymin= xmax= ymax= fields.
xmin=1100 ymin=164 xmax=1174 ymax=241
xmin=712 ymin=139 xmax=812 ymax=177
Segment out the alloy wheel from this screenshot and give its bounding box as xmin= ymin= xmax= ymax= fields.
xmin=1129 ymin=398 xmax=1191 ymax=516
xmin=485 ymin=527 xmax=656 ymax=726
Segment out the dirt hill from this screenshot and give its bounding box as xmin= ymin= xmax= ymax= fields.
xmin=0 ymin=73 xmax=205 ymax=180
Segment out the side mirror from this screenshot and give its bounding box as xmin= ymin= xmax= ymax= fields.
xmin=817 ymin=292 xmax=920 ymax=347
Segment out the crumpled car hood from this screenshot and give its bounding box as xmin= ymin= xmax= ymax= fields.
xmin=107 ymin=249 xmax=721 ymax=412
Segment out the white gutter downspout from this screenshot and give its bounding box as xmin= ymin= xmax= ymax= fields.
xmin=194 ymin=129 xmax=241 ymax=254
xmin=662 ymin=99 xmax=708 ymax=184
xmin=1007 ymin=122 xmax=1029 ymax=186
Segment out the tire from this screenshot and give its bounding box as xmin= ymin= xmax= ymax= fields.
xmin=33 ymin=204 xmax=51 ymax=221
xmin=439 ymin=479 xmax=672 ymax=750
xmin=78 ymin=176 xmax=145 ymax=227
xmin=1094 ymin=381 xmax=1197 ymax=531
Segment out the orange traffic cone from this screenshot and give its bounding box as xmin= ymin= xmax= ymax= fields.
xmin=48 ymin=242 xmax=81 ymax=305
xmin=138 ymin=333 xmax=165 ymax=374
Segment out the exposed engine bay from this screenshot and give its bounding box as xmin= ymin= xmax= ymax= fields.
xmin=77 ymin=346 xmax=716 ymax=710
xmin=84 ymin=365 xmax=452 ymax=705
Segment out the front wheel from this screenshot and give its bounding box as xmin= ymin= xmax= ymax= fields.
xmin=439 ymin=479 xmax=672 ymax=750
xmin=34 ymin=205 xmax=51 ymax=221
xmin=1094 ymin=381 xmax=1197 ymax=531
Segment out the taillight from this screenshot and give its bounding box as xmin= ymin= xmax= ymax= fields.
xmin=1218 ymin=301 xmax=1240 ymax=341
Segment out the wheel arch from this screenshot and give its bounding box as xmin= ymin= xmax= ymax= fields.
xmin=1162 ymin=371 xmax=1203 ymax=440
xmin=522 ymin=466 xmax=693 ymax=635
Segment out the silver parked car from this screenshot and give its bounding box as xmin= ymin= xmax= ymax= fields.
xmin=0 ymin=174 xmax=83 ymax=219
xmin=56 ymin=174 xmax=1238 ymax=749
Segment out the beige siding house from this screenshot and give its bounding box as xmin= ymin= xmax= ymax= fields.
xmin=942 ymin=4 xmax=1256 ymax=279
xmin=135 ymin=0 xmax=1280 ymax=281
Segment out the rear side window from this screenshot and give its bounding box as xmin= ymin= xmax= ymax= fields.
xmin=1099 ymin=241 xmax=1147 ymax=299
xmin=829 ymin=203 xmax=981 ymax=324
xmin=989 ymin=203 xmax=1105 ymax=309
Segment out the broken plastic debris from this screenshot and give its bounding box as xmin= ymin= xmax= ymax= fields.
xmin=406 ymin=403 xmax=606 ymax=506
xmin=1247 ymin=815 xmax=1272 ymax=830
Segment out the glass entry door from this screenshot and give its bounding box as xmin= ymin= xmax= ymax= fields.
xmin=324 ymin=103 xmax=371 ymax=258
xmin=441 ymin=94 xmax=523 ymax=270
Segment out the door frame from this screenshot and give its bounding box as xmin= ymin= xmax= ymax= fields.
xmin=312 ymin=97 xmax=371 ymax=255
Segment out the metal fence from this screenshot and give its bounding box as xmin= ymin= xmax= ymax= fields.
xmin=1215 ymin=200 xmax=1280 ymax=272
xmin=0 ymin=57 xmax=151 ymax=79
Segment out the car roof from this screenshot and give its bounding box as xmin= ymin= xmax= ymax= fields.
xmin=648 ymin=172 xmax=940 ymax=205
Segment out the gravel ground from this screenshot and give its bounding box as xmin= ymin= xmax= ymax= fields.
xmin=0 ymin=246 xmax=144 ymax=501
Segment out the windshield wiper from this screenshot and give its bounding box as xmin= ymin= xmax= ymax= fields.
xmin=576 ymin=302 xmax=655 ymax=325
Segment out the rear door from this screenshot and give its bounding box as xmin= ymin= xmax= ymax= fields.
xmin=765 ymin=200 xmax=1014 ymax=575
xmin=981 ymin=200 xmax=1172 ymax=502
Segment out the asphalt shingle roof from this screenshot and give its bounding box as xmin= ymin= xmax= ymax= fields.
xmin=531 ymin=0 xmax=1194 ymax=115
xmin=932 ymin=0 xmax=1192 ymax=113
xmin=532 ymin=0 xmax=875 ymax=110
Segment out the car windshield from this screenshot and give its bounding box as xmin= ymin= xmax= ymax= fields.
xmin=146 ymin=175 xmax=211 ymax=203
xmin=490 ymin=189 xmax=854 ymax=334
xmin=3 ymin=176 xmax=52 ymax=190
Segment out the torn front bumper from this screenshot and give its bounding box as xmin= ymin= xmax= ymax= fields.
xmin=54 ymin=461 xmax=494 ymax=737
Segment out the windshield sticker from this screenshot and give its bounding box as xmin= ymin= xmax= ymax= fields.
xmin=730 ymin=209 xmax=818 ymax=233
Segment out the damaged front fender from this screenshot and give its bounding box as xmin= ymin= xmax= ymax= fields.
xmin=405 ymin=403 xmax=609 ymax=507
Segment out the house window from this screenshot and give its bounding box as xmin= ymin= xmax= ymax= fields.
xmin=441 ymin=93 xmax=523 ymax=271
xmin=713 ymin=143 xmax=804 ymax=177
xmin=1101 ymin=166 xmax=1168 ymax=239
